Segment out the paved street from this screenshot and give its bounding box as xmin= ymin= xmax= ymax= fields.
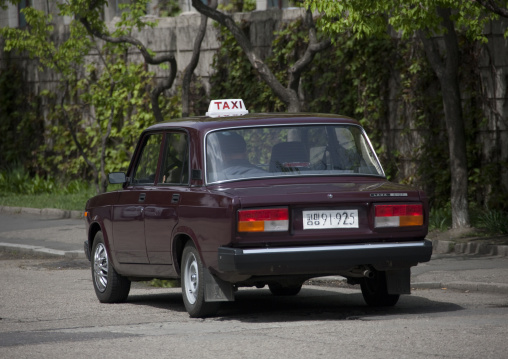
xmin=0 ymin=210 xmax=84 ymax=257
xmin=1 ymin=211 xmax=508 ymax=358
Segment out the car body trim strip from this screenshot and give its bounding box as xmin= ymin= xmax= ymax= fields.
xmin=241 ymin=241 xmax=428 ymax=255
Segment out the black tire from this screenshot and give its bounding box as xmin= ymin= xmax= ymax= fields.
xmin=181 ymin=242 xmax=220 ymax=318
xmin=268 ymin=283 xmax=303 ymax=296
xmin=91 ymin=231 xmax=131 ymax=303
xmin=360 ymin=271 xmax=400 ymax=307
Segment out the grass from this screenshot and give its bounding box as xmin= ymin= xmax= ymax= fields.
xmin=429 ymin=207 xmax=452 ymax=232
xmin=476 ymin=210 xmax=508 ymax=234
xmin=0 ymin=191 xmax=94 ymax=211
xmin=0 ymin=167 xmax=96 ymax=211
xmin=429 ymin=205 xmax=508 ymax=235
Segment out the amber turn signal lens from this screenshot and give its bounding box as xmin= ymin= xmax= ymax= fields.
xmin=374 ymin=204 xmax=423 ymax=228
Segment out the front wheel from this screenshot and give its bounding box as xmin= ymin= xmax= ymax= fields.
xmin=181 ymin=242 xmax=220 ymax=318
xmin=360 ymin=271 xmax=400 ymax=307
xmin=91 ymin=231 xmax=131 ymax=303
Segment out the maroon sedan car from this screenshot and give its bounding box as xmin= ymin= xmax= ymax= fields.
xmin=84 ymin=99 xmax=432 ymax=317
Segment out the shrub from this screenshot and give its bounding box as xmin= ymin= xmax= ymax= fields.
xmin=476 ymin=210 xmax=508 ymax=234
xmin=429 ymin=206 xmax=452 ymax=231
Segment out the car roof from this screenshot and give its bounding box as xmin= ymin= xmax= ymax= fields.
xmin=144 ymin=113 xmax=360 ymax=134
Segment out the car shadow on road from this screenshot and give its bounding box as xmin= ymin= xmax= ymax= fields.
xmin=213 ymin=286 xmax=463 ymax=322
xmin=123 ymin=285 xmax=463 ymax=322
xmin=126 ymin=287 xmax=188 ymax=313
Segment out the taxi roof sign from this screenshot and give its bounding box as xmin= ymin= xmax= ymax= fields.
xmin=206 ymin=99 xmax=249 ymax=118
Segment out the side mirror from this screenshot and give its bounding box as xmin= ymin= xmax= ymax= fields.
xmin=108 ymin=172 xmax=127 ymax=184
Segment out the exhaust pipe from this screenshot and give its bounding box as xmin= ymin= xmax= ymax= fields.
xmin=363 ymin=269 xmax=375 ymax=278
xmin=347 ymin=266 xmax=376 ymax=278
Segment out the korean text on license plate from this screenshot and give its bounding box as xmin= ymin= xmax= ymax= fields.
xmin=303 ymin=210 xmax=359 ymax=229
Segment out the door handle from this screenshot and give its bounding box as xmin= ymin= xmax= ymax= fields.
xmin=139 ymin=193 xmax=146 ymax=202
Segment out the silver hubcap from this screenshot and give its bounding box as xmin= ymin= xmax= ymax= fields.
xmin=93 ymin=243 xmax=108 ymax=292
xmin=184 ymin=252 xmax=199 ymax=305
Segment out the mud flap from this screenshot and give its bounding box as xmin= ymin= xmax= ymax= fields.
xmin=386 ymin=269 xmax=411 ymax=295
xmin=204 ymin=268 xmax=235 ymax=302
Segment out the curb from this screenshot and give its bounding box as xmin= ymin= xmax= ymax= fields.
xmin=0 ymin=205 xmax=85 ymax=259
xmin=411 ymin=281 xmax=508 ymax=295
xmin=0 ymin=205 xmax=83 ymax=219
xmin=0 ymin=242 xmax=86 ymax=259
xmin=312 ymin=276 xmax=508 ymax=295
xmin=431 ymin=239 xmax=508 ymax=257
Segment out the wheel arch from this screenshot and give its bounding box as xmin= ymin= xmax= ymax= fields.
xmin=88 ymin=221 xmax=114 ymax=258
xmin=172 ymin=233 xmax=193 ymax=276
xmin=87 ymin=222 xmax=102 ymax=254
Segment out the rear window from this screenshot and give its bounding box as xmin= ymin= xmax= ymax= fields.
xmin=205 ymin=124 xmax=384 ymax=184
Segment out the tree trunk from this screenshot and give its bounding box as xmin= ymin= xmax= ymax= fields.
xmin=419 ymin=8 xmax=470 ymax=229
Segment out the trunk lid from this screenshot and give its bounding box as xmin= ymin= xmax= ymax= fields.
xmin=211 ymin=178 xmax=428 ymax=247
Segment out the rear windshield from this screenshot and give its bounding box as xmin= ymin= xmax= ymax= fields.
xmin=205 ymin=124 xmax=384 ymax=184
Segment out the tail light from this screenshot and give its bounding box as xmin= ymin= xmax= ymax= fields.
xmin=374 ymin=204 xmax=423 ymax=228
xmin=238 ymin=208 xmax=289 ymax=232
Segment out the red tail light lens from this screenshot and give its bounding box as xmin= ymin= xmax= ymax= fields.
xmin=238 ymin=208 xmax=289 ymax=232
xmin=375 ymin=204 xmax=423 ymax=228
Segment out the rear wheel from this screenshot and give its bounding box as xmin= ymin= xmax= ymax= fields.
xmin=360 ymin=271 xmax=399 ymax=307
xmin=91 ymin=231 xmax=131 ymax=303
xmin=181 ymin=242 xmax=220 ymax=318
xmin=268 ymin=283 xmax=303 ymax=296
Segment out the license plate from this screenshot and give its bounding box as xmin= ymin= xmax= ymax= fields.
xmin=303 ymin=210 xmax=359 ymax=229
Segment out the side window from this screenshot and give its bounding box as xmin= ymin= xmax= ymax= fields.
xmin=132 ymin=134 xmax=163 ymax=185
xmin=158 ymin=132 xmax=189 ymax=185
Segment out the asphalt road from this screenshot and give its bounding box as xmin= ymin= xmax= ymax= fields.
xmin=0 ymin=211 xmax=84 ymax=257
xmin=1 ymin=211 xmax=508 ymax=358
xmin=1 ymin=255 xmax=508 ymax=359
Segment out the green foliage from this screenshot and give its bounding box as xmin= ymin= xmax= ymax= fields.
xmin=429 ymin=204 xmax=508 ymax=235
xmin=1 ymin=0 xmax=179 ymax=193
xmin=0 ymin=165 xmax=92 ymax=196
xmin=0 ymin=59 xmax=44 ymax=171
xmin=149 ymin=279 xmax=180 ymax=288
xmin=305 ymin=0 xmax=498 ymax=41
xmin=153 ymin=0 xmax=181 ymax=17
xmin=38 ymin=56 xmax=158 ymax=180
xmin=210 ymin=25 xmax=283 ymax=112
xmin=476 ymin=210 xmax=508 ymax=234
xmin=429 ymin=206 xmax=453 ymax=231
xmin=2 ymin=7 xmax=92 ymax=77
xmin=218 ymin=0 xmax=256 ymax=13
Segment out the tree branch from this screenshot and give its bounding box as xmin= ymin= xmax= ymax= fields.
xmin=288 ymin=8 xmax=331 ymax=93
xmin=475 ymin=0 xmax=508 ymax=18
xmin=182 ymin=0 xmax=217 ymax=117
xmin=100 ymin=80 xmax=116 ymax=193
xmin=191 ymin=0 xmax=299 ymax=110
xmin=59 ymin=82 xmax=100 ymax=192
xmin=79 ymin=18 xmax=175 ymax=65
xmin=151 ymin=57 xmax=177 ymax=122
xmin=78 ymin=8 xmax=177 ymax=122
